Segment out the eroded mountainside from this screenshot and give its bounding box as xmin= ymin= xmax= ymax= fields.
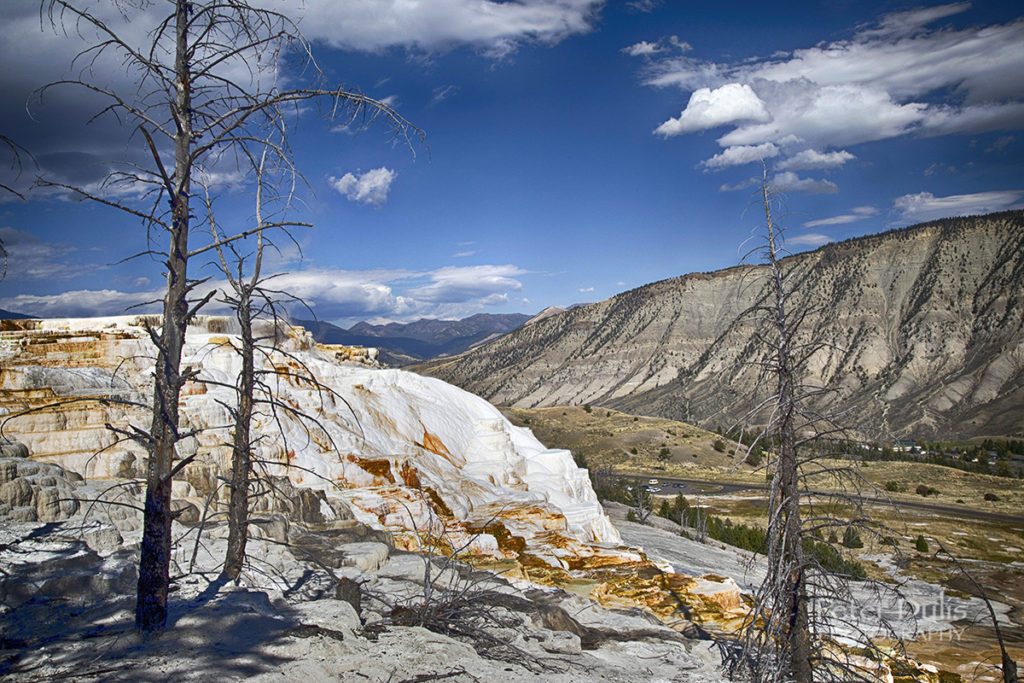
xmin=419 ymin=211 xmax=1024 ymax=440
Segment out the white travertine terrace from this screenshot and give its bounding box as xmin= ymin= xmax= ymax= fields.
xmin=0 ymin=316 xmax=622 ymax=566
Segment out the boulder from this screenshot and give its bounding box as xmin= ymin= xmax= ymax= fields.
xmin=0 ymin=476 xmax=32 ymax=507
xmin=0 ymin=438 xmax=29 ymax=459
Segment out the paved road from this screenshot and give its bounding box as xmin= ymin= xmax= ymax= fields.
xmin=622 ymin=474 xmax=1024 ymax=527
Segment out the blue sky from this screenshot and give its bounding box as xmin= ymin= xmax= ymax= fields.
xmin=1 ymin=0 xmax=1022 ymax=325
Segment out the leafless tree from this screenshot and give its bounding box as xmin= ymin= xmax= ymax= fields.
xmin=632 ymin=483 xmax=654 ymax=523
xmin=39 ymin=0 xmax=419 ymax=633
xmin=724 ymin=166 xmax=907 ymax=682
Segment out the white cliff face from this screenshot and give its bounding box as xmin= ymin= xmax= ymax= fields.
xmin=0 ymin=316 xmax=620 ymax=566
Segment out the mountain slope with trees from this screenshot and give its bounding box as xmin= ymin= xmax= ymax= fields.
xmin=418 ymin=211 xmax=1024 ymax=441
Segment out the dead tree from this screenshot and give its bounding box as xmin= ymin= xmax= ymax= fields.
xmin=39 ymin=0 xmax=418 ymax=633
xmin=199 ymin=147 xmax=306 ymax=581
xmin=726 ymin=166 xmax=907 ymax=682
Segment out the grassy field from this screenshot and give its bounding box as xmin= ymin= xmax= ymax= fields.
xmin=503 ymin=405 xmax=764 ymax=482
xmin=504 ymin=405 xmax=1024 ymax=566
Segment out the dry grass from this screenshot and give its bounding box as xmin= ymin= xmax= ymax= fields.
xmin=503 ymin=405 xmax=763 ymax=483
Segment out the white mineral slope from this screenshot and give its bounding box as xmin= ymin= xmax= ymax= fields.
xmin=0 ymin=316 xmax=621 ymax=565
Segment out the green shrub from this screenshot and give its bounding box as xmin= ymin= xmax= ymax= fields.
xmin=842 ymin=527 xmax=864 ymax=549
xmin=884 ymin=481 xmax=903 ymax=492
xmin=983 ymin=492 xmax=999 ymax=501
xmin=914 ymin=535 xmax=929 ymax=553
xmin=712 ymin=438 xmax=726 ymax=453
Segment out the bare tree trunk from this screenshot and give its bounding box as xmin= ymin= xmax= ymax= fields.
xmin=224 ymin=291 xmax=255 ymax=580
xmin=136 ymin=0 xmax=192 ymax=633
xmin=764 ymin=170 xmax=813 ymax=682
xmin=39 ymin=0 xmax=419 ymax=632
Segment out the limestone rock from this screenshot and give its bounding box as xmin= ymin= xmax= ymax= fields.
xmin=0 ymin=315 xmax=622 ymax=570
xmin=0 ymin=476 xmax=32 ymax=507
xmin=171 ymin=498 xmax=201 ymax=525
xmin=83 ymin=523 xmax=124 ymax=555
xmin=0 ymin=438 xmax=29 ymax=459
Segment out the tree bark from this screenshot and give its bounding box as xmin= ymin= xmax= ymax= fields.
xmin=765 ymin=174 xmax=813 ymax=682
xmin=224 ymin=291 xmax=255 ymax=580
xmin=136 ymin=0 xmax=192 ymax=634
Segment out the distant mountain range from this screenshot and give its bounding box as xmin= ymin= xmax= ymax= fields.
xmin=417 ymin=211 xmax=1024 ymax=441
xmin=0 ymin=309 xmax=33 ymax=320
xmin=294 ymin=313 xmax=532 ymax=366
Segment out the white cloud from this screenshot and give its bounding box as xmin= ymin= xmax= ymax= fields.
xmin=893 ymin=190 xmax=1024 ymax=223
xmin=803 ymin=206 xmax=878 ymax=227
xmin=643 ymin=8 xmax=1024 ymax=167
xmin=656 ymin=83 xmax=770 ymax=136
xmin=986 ymin=135 xmax=1015 ymax=153
xmin=0 ymin=288 xmax=162 ymax=319
xmin=329 ymin=167 xmax=398 ymax=205
xmin=622 ymin=41 xmax=665 ymax=57
xmin=771 ymin=172 xmax=838 ymax=195
xmin=407 ymin=264 xmax=527 ymax=304
xmin=865 ymin=2 xmax=971 ymax=38
xmin=718 ymin=177 xmax=758 ymax=193
xmin=627 ymin=0 xmax=662 ymax=12
xmin=786 ymin=233 xmax=833 ymax=248
xmin=777 ymin=149 xmax=855 ymax=171
xmin=702 ymin=143 xmax=778 ymax=170
xmin=452 ymin=250 xmax=476 ymax=258
xmin=431 ymin=85 xmax=458 ymax=106
xmin=0 ymin=263 xmax=532 ymax=323
xmin=287 ymin=0 xmax=603 ymax=57
xmin=578 ymin=286 xmax=594 ymax=293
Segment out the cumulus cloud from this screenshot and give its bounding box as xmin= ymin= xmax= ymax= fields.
xmin=777 ymin=149 xmax=855 ymax=171
xmin=329 ymin=167 xmax=398 ymax=205
xmin=1 ymin=263 xmax=532 ymax=323
xmin=0 ymin=288 xmax=162 ymax=319
xmin=803 ymin=206 xmax=878 ymax=227
xmin=702 ymin=143 xmax=778 ymax=170
xmin=643 ymin=5 xmax=1024 ymax=169
xmin=407 ymin=264 xmax=527 ymax=304
xmin=893 ymin=190 xmax=1024 ymax=223
xmin=622 ymin=41 xmax=665 ymax=57
xmin=656 ymin=83 xmax=770 ymax=137
xmin=718 ymin=177 xmax=759 ymax=193
xmin=771 ymin=172 xmax=838 ymax=195
xmin=286 ymin=0 xmax=603 ymax=57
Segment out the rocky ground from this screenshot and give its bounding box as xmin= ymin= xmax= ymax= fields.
xmin=0 ymin=465 xmax=728 ymax=682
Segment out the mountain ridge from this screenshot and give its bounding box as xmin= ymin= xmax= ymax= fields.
xmin=295 ymin=312 xmax=530 ymax=366
xmin=416 ymin=211 xmax=1024 ymax=441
